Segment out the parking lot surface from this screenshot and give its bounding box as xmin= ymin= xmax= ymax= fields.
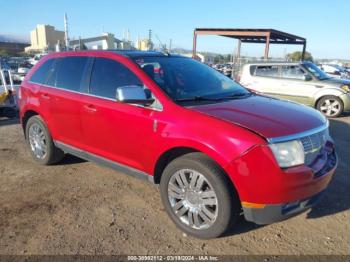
xmin=0 ymin=116 xmax=349 ymax=255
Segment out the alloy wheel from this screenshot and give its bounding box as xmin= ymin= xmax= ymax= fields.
xmin=167 ymin=169 xmax=218 ymax=230
xmin=320 ymin=99 xmax=341 ymax=117
xmin=28 ymin=123 xmax=47 ymax=159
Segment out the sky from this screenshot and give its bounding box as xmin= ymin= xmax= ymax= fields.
xmin=2 ymin=0 xmax=350 ymax=59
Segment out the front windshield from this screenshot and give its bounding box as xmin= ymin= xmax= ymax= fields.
xmin=133 ymin=56 xmax=249 ymax=101
xmin=302 ymin=62 xmax=330 ymax=80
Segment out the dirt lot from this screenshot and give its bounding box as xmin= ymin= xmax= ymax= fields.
xmin=0 ymin=116 xmax=349 ymax=255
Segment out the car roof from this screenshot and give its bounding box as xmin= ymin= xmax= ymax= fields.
xmin=45 ymin=50 xmax=185 ymax=59
xmin=245 ymin=61 xmax=302 ymax=66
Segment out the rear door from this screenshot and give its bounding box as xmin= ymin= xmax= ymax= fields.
xmin=80 ymin=57 xmax=158 ymax=172
xmin=249 ymin=65 xmax=284 ymax=96
xmin=42 ymin=56 xmax=90 ymax=148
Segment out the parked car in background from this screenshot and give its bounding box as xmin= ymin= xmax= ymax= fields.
xmin=240 ymin=61 xmax=350 ymax=117
xmin=19 ymin=51 xmax=337 ymax=239
xmin=28 ymin=53 xmax=47 ymax=66
xmin=320 ymin=64 xmax=350 ymax=79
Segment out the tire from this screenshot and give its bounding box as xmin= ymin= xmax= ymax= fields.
xmin=316 ymin=96 xmax=344 ymax=118
xmin=25 ymin=115 xmax=64 ymax=165
xmin=160 ymin=152 xmax=240 ymax=239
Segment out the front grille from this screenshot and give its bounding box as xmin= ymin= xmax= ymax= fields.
xmin=299 ymin=129 xmax=328 ymax=166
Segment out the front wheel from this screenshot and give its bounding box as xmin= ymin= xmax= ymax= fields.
xmin=160 ymin=153 xmax=240 ymax=239
xmin=317 ymin=96 xmax=344 ymax=118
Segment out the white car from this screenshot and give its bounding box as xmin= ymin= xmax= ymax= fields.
xmin=320 ymin=64 xmax=349 ymax=79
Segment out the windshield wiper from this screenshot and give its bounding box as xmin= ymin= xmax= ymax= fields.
xmin=175 ymin=96 xmax=223 ymax=102
xmin=176 ymin=93 xmax=251 ymax=102
xmin=221 ymin=93 xmax=251 ymax=99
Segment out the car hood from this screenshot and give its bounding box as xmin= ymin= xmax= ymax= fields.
xmin=321 ymin=77 xmax=350 ymax=85
xmin=189 ymin=95 xmax=327 ymax=140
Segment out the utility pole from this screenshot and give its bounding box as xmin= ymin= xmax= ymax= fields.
xmin=148 ymin=29 xmax=152 ymax=51
xmin=169 ymin=39 xmax=172 ymax=53
xmin=64 ymin=13 xmax=69 ymax=50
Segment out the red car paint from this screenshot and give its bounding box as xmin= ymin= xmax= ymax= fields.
xmin=19 ymin=51 xmax=336 ymax=209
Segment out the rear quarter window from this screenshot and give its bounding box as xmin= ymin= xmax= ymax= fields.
xmin=249 ymin=65 xmax=256 ymax=75
xmin=29 ymin=59 xmax=55 ymax=84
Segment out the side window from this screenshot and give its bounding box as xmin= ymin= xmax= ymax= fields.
xmin=255 ymin=65 xmax=279 ymax=78
xmin=281 ymin=65 xmax=305 ymax=80
xmin=90 ymin=58 xmax=143 ymax=99
xmin=51 ymin=56 xmax=89 ymax=91
xmin=249 ymin=65 xmax=257 ymax=75
xmin=29 ymin=59 xmax=55 ymax=84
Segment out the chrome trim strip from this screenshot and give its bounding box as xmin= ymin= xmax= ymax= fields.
xmin=28 ymin=81 xmax=163 ymax=111
xmin=267 ymin=121 xmax=329 ymax=144
xmin=54 ymin=141 xmax=155 ymax=183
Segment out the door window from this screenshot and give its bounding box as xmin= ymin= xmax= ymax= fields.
xmin=254 ymin=65 xmax=279 ymax=78
xmin=281 ymin=65 xmax=305 ymax=80
xmin=89 ymin=58 xmax=143 ymax=99
xmin=48 ymin=56 xmax=89 ymax=91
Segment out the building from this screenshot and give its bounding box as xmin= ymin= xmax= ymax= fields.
xmin=181 ymin=53 xmax=214 ymax=64
xmin=25 ymin=25 xmax=65 ymax=53
xmin=135 ymin=38 xmax=153 ymax=51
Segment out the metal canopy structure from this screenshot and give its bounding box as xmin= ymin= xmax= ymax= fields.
xmin=193 ymin=28 xmax=307 ymax=60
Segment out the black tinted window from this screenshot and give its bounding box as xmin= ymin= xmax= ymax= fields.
xmin=52 ymin=57 xmax=89 ymax=91
xmin=90 ymin=58 xmax=142 ymax=99
xmin=30 ymin=59 xmax=54 ymax=84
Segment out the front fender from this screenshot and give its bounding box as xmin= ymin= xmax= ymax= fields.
xmin=314 ymin=87 xmax=347 ymax=106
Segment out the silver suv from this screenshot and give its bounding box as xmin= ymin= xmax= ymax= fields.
xmin=240 ymin=61 xmax=350 ymax=117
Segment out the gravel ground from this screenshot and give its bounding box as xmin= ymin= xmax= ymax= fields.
xmin=0 ymin=116 xmax=349 ymax=255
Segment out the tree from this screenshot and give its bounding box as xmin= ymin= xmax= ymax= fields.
xmin=0 ymin=49 xmax=11 ymax=57
xmin=286 ymin=51 xmax=313 ymax=62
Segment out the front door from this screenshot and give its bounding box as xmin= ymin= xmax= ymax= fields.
xmin=276 ymin=65 xmax=317 ymax=106
xmin=80 ymin=57 xmax=158 ymax=172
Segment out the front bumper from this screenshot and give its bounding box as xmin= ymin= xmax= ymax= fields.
xmin=226 ymin=141 xmax=337 ymax=225
xmin=243 ymin=189 xmax=325 ymax=224
xmin=340 ymin=92 xmax=350 ymax=111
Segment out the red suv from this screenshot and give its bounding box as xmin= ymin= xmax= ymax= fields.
xmin=19 ymin=51 xmax=337 ymax=239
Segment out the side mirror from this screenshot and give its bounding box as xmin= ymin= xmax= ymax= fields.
xmin=116 ymin=86 xmax=155 ymax=106
xmin=303 ymin=74 xmax=312 ymax=81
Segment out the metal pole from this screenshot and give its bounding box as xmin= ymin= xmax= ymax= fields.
xmin=301 ymin=41 xmax=306 ymax=61
xmin=237 ymin=39 xmax=241 ymax=60
xmin=192 ymin=30 xmax=197 ymax=58
xmin=264 ymin=33 xmax=270 ymax=60
xmin=64 ymin=13 xmax=69 ymax=50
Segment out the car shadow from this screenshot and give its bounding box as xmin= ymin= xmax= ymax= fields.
xmin=306 ymin=117 xmax=350 ymax=219
xmin=0 ymin=116 xmax=20 ymax=127
xmin=58 ymin=154 xmax=87 ymax=165
xmin=221 ymin=216 xmax=264 ymax=237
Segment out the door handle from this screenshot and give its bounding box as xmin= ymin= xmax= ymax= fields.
xmin=41 ymin=93 xmax=50 ymax=99
xmin=84 ymin=104 xmax=97 ymax=113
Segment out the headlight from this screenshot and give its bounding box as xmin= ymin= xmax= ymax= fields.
xmin=269 ymin=140 xmax=305 ymax=168
xmin=340 ymin=85 xmax=349 ymax=93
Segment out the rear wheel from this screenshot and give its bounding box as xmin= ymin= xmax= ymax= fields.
xmin=317 ymin=96 xmax=343 ymax=118
xmin=160 ymin=152 xmax=240 ymax=239
xmin=25 ymin=115 xmax=64 ymax=165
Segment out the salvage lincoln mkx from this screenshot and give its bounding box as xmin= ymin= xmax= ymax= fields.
xmin=19 ymin=51 xmax=337 ymax=239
